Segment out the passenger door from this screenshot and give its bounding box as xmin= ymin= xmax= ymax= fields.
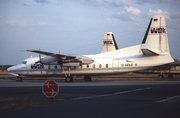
xmin=113 ymin=58 xmax=119 ymax=72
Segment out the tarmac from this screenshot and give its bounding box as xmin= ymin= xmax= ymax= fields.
xmin=1 ymin=75 xmax=180 ymax=118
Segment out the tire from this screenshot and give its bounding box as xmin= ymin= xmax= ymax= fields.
xmin=168 ymin=74 xmax=173 ymax=78
xmin=84 ymin=76 xmax=91 ymax=82
xmin=65 ymin=76 xmax=73 ymax=82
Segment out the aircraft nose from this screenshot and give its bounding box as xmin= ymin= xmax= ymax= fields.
xmin=7 ymin=66 xmax=17 ymax=72
xmin=7 ymin=67 xmax=12 ymax=72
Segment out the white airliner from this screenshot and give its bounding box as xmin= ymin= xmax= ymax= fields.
xmin=8 ymin=15 xmax=174 ymax=82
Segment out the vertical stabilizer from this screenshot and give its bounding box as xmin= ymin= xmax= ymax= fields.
xmin=141 ymin=15 xmax=170 ymax=55
xmin=101 ymin=32 xmax=118 ymax=53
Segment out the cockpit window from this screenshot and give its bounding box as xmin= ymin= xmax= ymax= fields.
xmin=22 ymin=61 xmax=27 ymax=64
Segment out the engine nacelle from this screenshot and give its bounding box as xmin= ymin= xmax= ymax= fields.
xmin=41 ymin=56 xmax=59 ymax=65
xmin=76 ymin=56 xmax=94 ymax=65
xmin=62 ymin=62 xmax=80 ymax=67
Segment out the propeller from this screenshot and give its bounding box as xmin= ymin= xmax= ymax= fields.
xmin=39 ymin=48 xmax=43 ymax=75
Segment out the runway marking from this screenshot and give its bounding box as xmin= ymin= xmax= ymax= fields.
xmin=72 ymin=87 xmax=155 ymax=101
xmin=156 ymin=94 xmax=180 ymax=103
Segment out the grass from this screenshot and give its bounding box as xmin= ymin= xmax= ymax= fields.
xmin=0 ymin=70 xmax=9 ymax=74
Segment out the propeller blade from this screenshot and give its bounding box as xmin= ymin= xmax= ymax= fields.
xmin=39 ymin=48 xmax=42 ymax=75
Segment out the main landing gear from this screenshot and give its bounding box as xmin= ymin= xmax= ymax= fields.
xmin=157 ymin=66 xmax=174 ymax=78
xmin=63 ymin=67 xmax=73 ymax=82
xmin=64 ymin=75 xmax=92 ymax=82
xmin=158 ymin=73 xmax=174 ymax=78
xmin=65 ymin=76 xmax=73 ymax=82
xmin=62 ymin=67 xmax=92 ymax=82
xmin=84 ymin=76 xmax=92 ymax=82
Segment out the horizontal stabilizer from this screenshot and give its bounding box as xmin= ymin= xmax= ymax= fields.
xmin=141 ymin=49 xmax=159 ymax=55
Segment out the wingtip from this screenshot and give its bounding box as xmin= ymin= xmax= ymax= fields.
xmin=20 ymin=49 xmax=31 ymax=51
xmin=26 ymin=50 xmax=32 ymax=52
xmin=27 ymin=50 xmax=36 ymax=52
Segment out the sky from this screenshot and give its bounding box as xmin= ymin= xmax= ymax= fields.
xmin=0 ymin=0 xmax=180 ymax=65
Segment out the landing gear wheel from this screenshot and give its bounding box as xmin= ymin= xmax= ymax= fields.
xmin=16 ymin=77 xmax=22 ymax=82
xmin=84 ymin=76 xmax=91 ymax=82
xmin=65 ymin=76 xmax=73 ymax=82
xmin=168 ymin=74 xmax=173 ymax=78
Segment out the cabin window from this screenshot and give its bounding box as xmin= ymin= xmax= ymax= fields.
xmin=22 ymin=61 xmax=27 ymax=64
xmin=87 ymin=64 xmax=89 ymax=68
xmin=93 ymin=64 xmax=95 ymax=68
xmin=48 ymin=65 xmax=51 ymax=69
xmin=106 ymin=64 xmax=108 ymax=68
xmin=99 ymin=64 xmax=102 ymax=68
xmin=55 ymin=65 xmax=57 ymax=69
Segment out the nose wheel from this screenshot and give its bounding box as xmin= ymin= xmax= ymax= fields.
xmin=65 ymin=76 xmax=73 ymax=82
xmin=16 ymin=77 xmax=22 ymax=82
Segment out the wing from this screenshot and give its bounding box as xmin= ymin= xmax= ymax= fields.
xmin=27 ymin=50 xmax=94 ymax=65
xmin=27 ymin=50 xmax=76 ymax=60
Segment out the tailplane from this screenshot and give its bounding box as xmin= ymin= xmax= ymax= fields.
xmin=141 ymin=15 xmax=170 ymax=56
xmin=101 ymin=32 xmax=118 ymax=53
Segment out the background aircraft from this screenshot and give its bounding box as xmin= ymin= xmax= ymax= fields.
xmin=8 ymin=15 xmax=174 ymax=82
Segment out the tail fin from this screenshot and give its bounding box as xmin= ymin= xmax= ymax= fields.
xmin=101 ymin=32 xmax=118 ymax=53
xmin=141 ymin=15 xmax=170 ymax=56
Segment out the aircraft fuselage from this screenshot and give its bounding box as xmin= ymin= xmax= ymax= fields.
xmin=8 ymin=53 xmax=173 ymax=77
